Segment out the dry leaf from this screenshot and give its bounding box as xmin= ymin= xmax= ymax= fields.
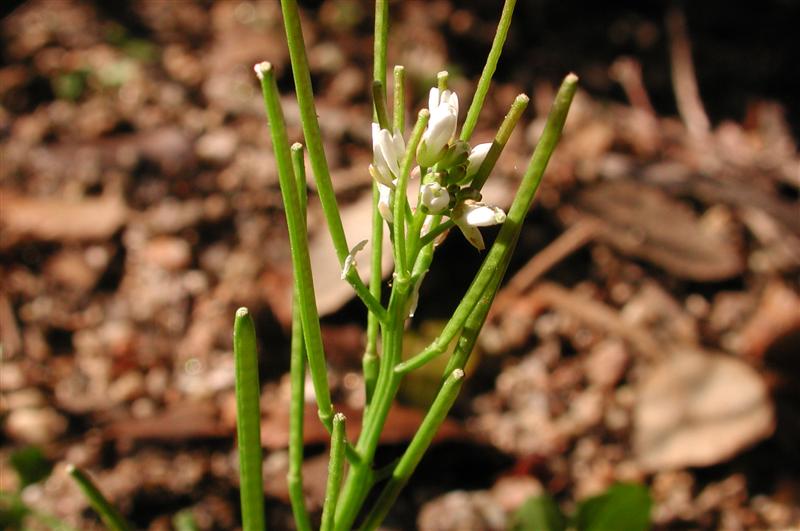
xmin=634 ymin=348 xmax=774 ymax=471
xmin=569 ymin=181 xmax=743 ymax=281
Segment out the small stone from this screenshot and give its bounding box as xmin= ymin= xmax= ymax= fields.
xmin=108 ymin=371 xmax=145 ymax=403
xmin=418 ymin=490 xmax=506 ymax=531
xmin=5 ymin=407 xmax=68 ymax=444
xmin=144 ymin=236 xmax=192 ymax=271
xmin=490 ymin=475 xmax=543 ymax=512
xmin=585 ymin=339 xmax=629 ymax=388
xmin=195 ymin=128 xmax=238 ymax=165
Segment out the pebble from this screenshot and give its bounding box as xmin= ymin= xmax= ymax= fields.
xmin=5 ymin=407 xmax=68 ymax=444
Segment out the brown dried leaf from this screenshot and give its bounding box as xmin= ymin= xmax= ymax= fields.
xmin=634 ymin=348 xmax=774 ymax=471
xmin=0 ymin=190 xmax=128 ymax=248
xmin=570 ymin=181 xmax=743 ymax=280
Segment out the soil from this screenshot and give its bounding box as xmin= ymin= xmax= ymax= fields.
xmin=1 ymin=1 xmax=798 ymax=530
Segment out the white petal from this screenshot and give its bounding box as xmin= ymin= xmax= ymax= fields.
xmin=378 ymin=183 xmax=393 ymax=222
xmin=341 ymin=239 xmax=368 ymax=280
xmin=428 ymin=87 xmax=440 ymax=113
xmin=464 ymin=203 xmax=506 ymax=227
xmin=466 ymin=142 xmax=492 ymax=178
xmin=456 ymin=223 xmax=485 ymax=250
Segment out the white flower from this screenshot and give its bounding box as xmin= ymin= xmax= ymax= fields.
xmin=451 ymin=199 xmax=506 ymax=251
xmin=465 ymin=142 xmax=492 ymax=180
xmin=419 ymin=182 xmax=450 ymax=214
xmin=417 ymin=87 xmax=458 ymax=167
xmin=341 ymin=239 xmax=368 ymax=279
xmin=371 ymin=123 xmax=405 ymax=188
xmin=377 ymin=183 xmax=393 ymax=222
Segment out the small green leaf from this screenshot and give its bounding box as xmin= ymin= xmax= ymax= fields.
xmin=510 ymin=493 xmax=567 ymax=531
xmin=0 ymin=492 xmax=29 ymax=529
xmin=9 ymin=447 xmax=52 ymax=489
xmin=172 ymin=509 xmax=200 ymax=531
xmin=573 ymin=482 xmax=652 ymax=531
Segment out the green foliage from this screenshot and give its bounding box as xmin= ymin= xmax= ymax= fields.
xmin=9 ymin=446 xmax=52 ymax=489
xmin=510 ymin=492 xmax=566 ymax=531
xmin=511 ymin=483 xmax=653 ymax=531
xmin=51 ymin=70 xmax=88 ymax=101
xmin=574 ymin=483 xmax=652 ymax=531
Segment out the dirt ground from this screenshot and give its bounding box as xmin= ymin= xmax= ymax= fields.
xmin=1 ymin=1 xmax=798 ymax=529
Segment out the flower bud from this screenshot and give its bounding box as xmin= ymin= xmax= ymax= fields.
xmin=420 ymin=182 xmax=450 ymax=214
xmin=417 ymin=88 xmax=458 ymax=167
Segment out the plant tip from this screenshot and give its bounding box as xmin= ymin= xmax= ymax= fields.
xmin=453 ymin=369 xmax=465 ymax=380
xmin=334 ymin=412 xmax=347 ymax=422
xmin=566 ymin=72 xmax=579 ymax=83
xmin=236 ymin=307 xmax=249 ymax=318
xmin=515 ymin=93 xmax=530 ymax=103
xmin=394 ymin=65 xmax=404 ymax=73
xmin=253 ymin=61 xmax=272 ymax=80
xmin=291 ymin=142 xmax=304 ymax=151
xmin=65 ymin=463 xmax=76 ymax=474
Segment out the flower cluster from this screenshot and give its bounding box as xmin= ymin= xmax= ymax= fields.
xmin=370 ymin=79 xmax=505 ymax=251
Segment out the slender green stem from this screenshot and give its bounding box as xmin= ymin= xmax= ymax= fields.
xmin=470 ymin=93 xmax=529 ymax=190
xmin=279 ymin=0 xmax=381 ymax=314
xmin=291 ymin=143 xmax=308 ymax=211
xmin=405 ymin=208 xmax=428 ymax=262
xmin=67 ymin=465 xmax=132 ymax=531
xmin=364 ymin=182 xmax=382 ymax=408
xmin=287 ymin=145 xmax=313 ymax=531
xmin=233 ymin=308 xmax=267 ymax=531
xmin=393 ymin=66 xmax=405 ymax=133
xmin=256 ymin=62 xmax=335 ymax=430
xmin=393 ymin=110 xmax=430 ymax=279
xmin=373 ymin=0 xmax=388 ymax=87
xmin=372 ymin=80 xmax=391 ymax=130
xmin=460 ymin=0 xmax=517 ymax=142
xmin=443 ymin=237 xmax=515 ymax=377
xmin=396 ymin=74 xmax=578 ymax=375
xmin=358 ymin=369 xmax=466 ymax=530
xmin=320 ymin=413 xmax=347 ymax=531
xmin=335 ymin=278 xmax=411 ymax=529
xmin=418 ymin=219 xmax=453 ymax=249
xmin=365 ymin=0 xmax=390 ymax=410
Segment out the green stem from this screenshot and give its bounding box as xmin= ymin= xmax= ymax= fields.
xmin=279 ymin=0 xmax=381 ymax=315
xmin=365 ymin=0 xmax=390 ymax=410
xmin=320 ymin=413 xmax=347 ymax=531
xmin=67 ymin=466 xmax=132 ymax=531
xmin=373 ymin=0 xmax=388 ymax=87
xmin=470 ymin=93 xmax=529 ymax=190
xmin=460 ymin=0 xmax=517 ymax=142
xmin=335 ymin=278 xmax=411 ymax=530
xmin=287 ymin=145 xmax=312 ymax=531
xmin=256 ymin=62 xmax=335 ymax=432
xmin=393 ymin=66 xmax=405 ymax=133
xmin=393 ymin=110 xmax=430 ymax=279
xmin=372 ymin=80 xmax=391 ymax=130
xmin=358 ymin=369 xmax=466 ymax=530
xmin=233 ymin=308 xmax=267 ymax=531
xmin=396 ymin=74 xmax=578 ymax=375
xmin=418 ymin=219 xmax=453 ymax=249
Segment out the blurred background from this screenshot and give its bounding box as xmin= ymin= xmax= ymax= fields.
xmin=1 ymin=0 xmax=798 ymax=529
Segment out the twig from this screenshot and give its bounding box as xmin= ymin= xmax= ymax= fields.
xmin=666 ymin=5 xmax=710 ymax=140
